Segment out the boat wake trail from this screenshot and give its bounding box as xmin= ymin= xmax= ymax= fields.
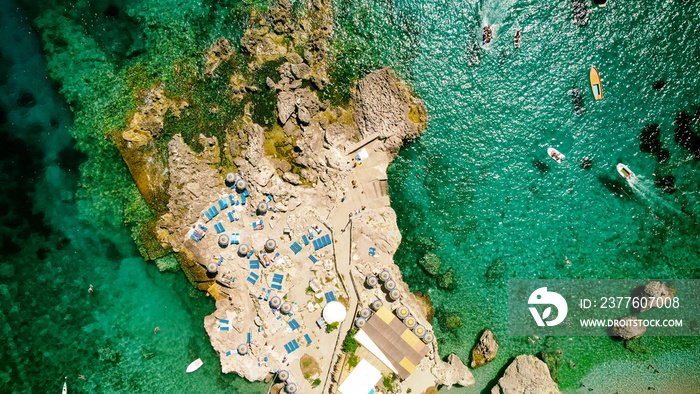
xmin=478 ymin=0 xmax=518 ymax=29
xmin=627 ymin=176 xmax=685 ymax=217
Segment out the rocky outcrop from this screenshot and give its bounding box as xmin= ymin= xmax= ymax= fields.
xmin=636 ymin=281 xmax=677 ymax=313
xmin=418 ymin=252 xmax=442 ymax=276
xmin=471 ymin=329 xmax=499 ymax=368
xmin=352 ymin=68 xmax=427 ymax=153
xmin=608 ymin=316 xmax=647 ymax=340
xmin=204 ymin=37 xmax=235 ymax=75
xmin=276 ymin=88 xmax=323 ymax=126
xmin=433 ymin=353 xmax=475 ymax=389
xmin=491 ymin=355 xmax=561 ymax=394
xmin=436 ymin=268 xmax=455 ymax=290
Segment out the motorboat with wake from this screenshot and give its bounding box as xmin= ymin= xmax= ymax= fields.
xmin=62 ymin=377 xmax=67 ymax=394
xmin=186 ymin=358 xmax=203 ymax=373
xmin=547 ymin=147 xmax=565 ymax=163
xmin=514 ymin=30 xmax=522 ymax=49
xmin=616 ymin=163 xmax=635 ymax=179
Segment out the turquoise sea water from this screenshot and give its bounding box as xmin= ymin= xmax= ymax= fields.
xmin=375 ymin=0 xmax=700 ymax=391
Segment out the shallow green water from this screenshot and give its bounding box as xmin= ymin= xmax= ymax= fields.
xmin=375 ymin=0 xmax=700 ymax=391
xmin=0 ymin=2 xmax=265 ymax=392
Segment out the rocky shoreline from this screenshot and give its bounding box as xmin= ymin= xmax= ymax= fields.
xmin=110 ymin=0 xmax=563 ymax=392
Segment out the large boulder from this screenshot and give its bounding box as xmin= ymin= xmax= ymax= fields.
xmin=437 ymin=268 xmax=456 ymax=290
xmin=352 ymin=68 xmax=427 ymax=153
xmin=277 ymin=91 xmax=296 ymax=124
xmin=608 ymin=316 xmax=647 ymax=340
xmin=418 ymin=252 xmax=442 ymax=276
xmin=471 ymin=329 xmax=499 ymax=368
xmin=433 ymin=353 xmax=475 ymax=389
xmin=636 ymin=281 xmax=677 ymax=312
xmin=491 ymin=355 xmax=561 ymax=394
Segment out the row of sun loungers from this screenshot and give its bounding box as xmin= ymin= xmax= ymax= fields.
xmin=250 ymin=260 xmax=260 ymax=269
xmin=313 ymin=234 xmax=332 ymax=251
xmin=214 ymin=222 xmax=225 ymax=234
xmin=252 ymin=219 xmax=264 ymax=231
xmin=284 ymin=339 xmax=300 ymax=353
xmin=308 ymin=255 xmax=318 ymax=263
xmin=271 ymin=273 xmax=284 ymax=290
xmin=247 ymin=272 xmax=259 ymax=284
xmin=369 ymin=247 xmax=376 ymax=256
xmin=290 ymin=242 xmax=302 ymax=254
xmin=288 ymin=319 xmax=300 ymax=331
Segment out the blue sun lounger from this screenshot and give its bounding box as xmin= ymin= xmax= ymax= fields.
xmin=308 ymin=255 xmax=317 ymax=263
xmin=323 ymin=234 xmax=331 ymax=246
xmin=324 ymin=291 xmax=336 ymax=303
xmin=219 ymin=319 xmax=229 ymax=324
xmin=304 ymin=334 xmax=312 ymax=345
xmin=241 ymin=194 xmax=247 ymax=205
xmin=220 ymin=326 xmax=229 ymax=331
xmin=218 ymin=199 xmax=228 ymax=210
xmin=247 ymin=332 xmax=251 ymax=343
xmin=302 ymin=235 xmax=309 ymax=245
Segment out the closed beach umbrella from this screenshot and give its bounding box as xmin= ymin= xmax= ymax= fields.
xmin=235 ymin=178 xmax=247 ymax=191
xmin=423 ymin=332 xmax=434 ymax=343
xmin=218 ymin=234 xmax=230 ymax=247
xmin=388 ymin=289 xmax=400 ymax=301
xmin=395 ymin=305 xmax=410 ymax=320
xmin=257 ymin=201 xmax=268 ymax=214
xmin=359 ymin=308 xmax=371 ymax=319
xmin=269 ymin=296 xmax=282 ymax=309
xmin=379 ymin=270 xmax=391 ymax=282
xmin=278 ymin=370 xmax=290 ymax=382
xmin=238 ymin=244 xmax=250 ymax=256
xmin=384 ymin=280 xmax=396 ymax=291
xmin=365 ymin=275 xmax=378 ymax=288
xmin=285 ymin=382 xmax=298 ymax=393
xmin=207 ymin=261 xmax=218 ymax=273
xmin=413 ymin=324 xmax=426 ymax=338
xmin=404 ymin=316 xmax=417 ymax=329
xmin=225 ymin=172 xmax=236 ymax=184
xmin=265 ymin=239 xmax=276 ymax=252
xmin=280 ymin=302 xmax=292 ymax=314
xmin=237 ymin=343 xmax=248 ymax=355
xmin=355 ymin=317 xmax=367 ymax=328
xmin=371 ymin=299 xmax=383 ymax=311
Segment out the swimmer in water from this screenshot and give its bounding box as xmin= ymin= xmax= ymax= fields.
xmin=565 ymin=256 xmax=572 ymax=266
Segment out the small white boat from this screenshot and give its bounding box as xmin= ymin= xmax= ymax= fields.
xmin=616 ymin=163 xmax=635 ymax=179
xmin=62 ymin=378 xmax=67 ymax=394
xmin=547 ymin=148 xmax=565 ymax=163
xmin=186 ymin=358 xmax=203 ymax=373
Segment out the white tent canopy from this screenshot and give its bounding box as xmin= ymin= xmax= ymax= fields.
xmin=338 ymin=359 xmax=382 ymax=394
xmin=322 ymin=301 xmax=347 ymax=324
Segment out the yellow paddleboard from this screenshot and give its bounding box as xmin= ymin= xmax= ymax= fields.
xmin=590 ymin=66 xmax=603 ymax=100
